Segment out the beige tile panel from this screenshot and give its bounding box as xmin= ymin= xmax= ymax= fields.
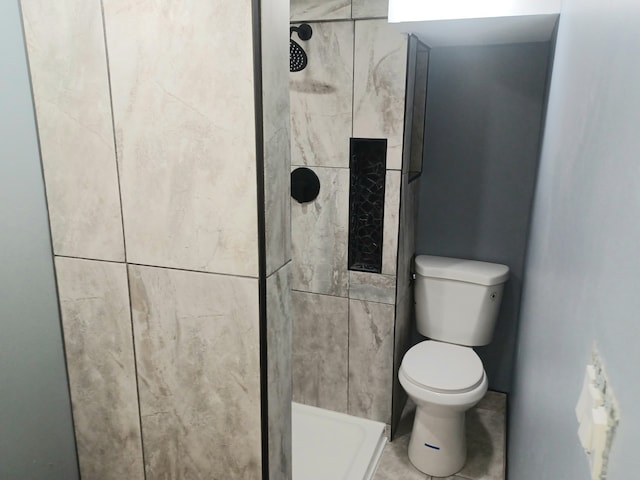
xmin=476 ymin=391 xmax=507 ymax=415
xmin=457 ymin=408 xmax=506 ymax=480
xmin=128 ymin=264 xmax=261 ymax=479
xmin=290 ymin=21 xmax=354 ymax=168
xmin=353 ymin=19 xmax=408 ymax=170
xmin=267 ymin=264 xmax=293 ymax=480
xmin=348 ymin=299 xmax=395 ymax=423
xmin=21 ymin=1 xmax=124 ymax=261
xmin=291 ymin=0 xmax=351 ymax=22
xmin=55 ymin=257 xmax=143 ymax=480
xmin=349 ymin=271 xmax=397 ymax=304
xmin=352 ymin=0 xmax=389 ymax=19
xmin=103 ymin=0 xmax=259 ymax=276
xmin=382 ymin=170 xmax=402 ymax=275
xmin=291 ymin=166 xmax=349 ymax=297
xmin=262 ymin=0 xmax=292 ymax=275
xmin=292 ymin=290 xmax=349 ymax=413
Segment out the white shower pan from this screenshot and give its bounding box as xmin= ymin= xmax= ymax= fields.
xmin=292 ymin=402 xmax=386 ymax=480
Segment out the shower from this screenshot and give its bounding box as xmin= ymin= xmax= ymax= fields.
xmin=290 ymin=23 xmax=313 ymax=72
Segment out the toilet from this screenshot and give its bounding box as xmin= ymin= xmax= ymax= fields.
xmin=399 ymin=255 xmax=509 ymax=477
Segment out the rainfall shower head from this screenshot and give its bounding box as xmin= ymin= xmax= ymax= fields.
xmin=290 ymin=24 xmax=313 ymax=72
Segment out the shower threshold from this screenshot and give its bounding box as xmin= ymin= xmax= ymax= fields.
xmin=292 ymin=402 xmax=386 ymax=480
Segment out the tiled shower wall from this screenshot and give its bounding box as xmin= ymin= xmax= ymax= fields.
xmin=290 ymin=0 xmax=418 ymax=429
xmin=21 ymin=0 xmax=291 ymax=478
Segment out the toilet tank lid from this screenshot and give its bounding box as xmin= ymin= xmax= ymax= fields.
xmin=415 ymin=255 xmax=509 ymax=286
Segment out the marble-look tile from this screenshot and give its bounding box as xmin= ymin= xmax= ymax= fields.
xmin=292 ymin=166 xmax=349 ymax=297
xmin=382 ymin=170 xmax=401 ymax=275
xmin=353 ymin=20 xmax=408 ymax=170
xmin=374 ymin=434 xmax=427 ymax=480
xmin=391 ymin=288 xmax=413 ymax=437
xmin=291 ymin=21 xmax=354 ymax=168
xmin=292 ymin=291 xmax=349 ymax=413
xmin=373 ymin=402 xmax=426 ymax=480
xmin=262 ymin=0 xmax=292 ymax=275
xmin=348 ymin=299 xmax=395 ymax=423
xmin=291 ymin=0 xmax=351 ymax=22
xmin=352 ymin=0 xmax=389 ymax=19
xmin=457 ymin=409 xmax=506 ymax=480
xmin=349 ymin=271 xmax=396 ymax=304
xmin=476 ymin=391 xmax=507 ymax=416
xmin=128 ymin=265 xmax=261 ymax=479
xmin=377 ymin=397 xmax=507 ymax=480
xmin=267 ymin=263 xmax=293 ymax=480
xmin=55 ymin=257 xmax=144 ymax=480
xmin=103 ymin=0 xmax=259 ymax=276
xmin=21 ymin=1 xmax=124 ymax=262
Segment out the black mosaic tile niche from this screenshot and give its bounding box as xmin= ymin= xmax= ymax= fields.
xmin=348 ymin=138 xmax=388 ymax=273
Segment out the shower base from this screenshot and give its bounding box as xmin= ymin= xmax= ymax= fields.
xmin=292 ymin=402 xmax=386 ymax=480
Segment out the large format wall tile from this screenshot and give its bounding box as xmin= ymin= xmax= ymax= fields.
xmin=348 ymin=299 xmax=395 ymax=423
xmin=55 ymin=257 xmax=143 ymax=480
xmin=349 ymin=271 xmax=396 ymax=304
xmin=292 ymin=166 xmax=349 ymax=297
xmin=21 ymin=1 xmax=124 ymax=262
xmin=291 ymin=21 xmax=354 ymax=168
xmin=267 ymin=263 xmax=293 ymax=480
xmin=291 ymin=0 xmax=351 ymax=22
xmin=129 ymin=265 xmax=261 ymax=480
xmin=352 ymin=0 xmax=388 ymax=19
xmin=262 ymin=0 xmax=292 ymax=276
xmin=353 ymin=19 xmax=408 ymax=170
xmin=292 ymin=291 xmax=349 ymax=413
xmin=382 ymin=170 xmax=401 ymax=275
xmin=103 ymin=0 xmax=259 ymax=276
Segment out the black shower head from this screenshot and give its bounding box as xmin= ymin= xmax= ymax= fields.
xmin=290 ymin=39 xmax=307 ymax=72
xmin=290 ymin=23 xmax=313 ymax=73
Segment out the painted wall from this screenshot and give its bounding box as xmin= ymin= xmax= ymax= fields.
xmin=415 ymin=43 xmax=549 ymax=392
xmin=509 ymin=0 xmax=640 ymax=477
xmin=0 ymin=1 xmax=78 ymax=477
xmin=20 ymin=0 xmax=291 ymax=478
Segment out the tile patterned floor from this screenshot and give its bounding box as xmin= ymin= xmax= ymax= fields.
xmin=373 ymin=391 xmax=506 ymax=480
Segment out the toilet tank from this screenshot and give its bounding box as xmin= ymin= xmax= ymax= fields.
xmin=414 ymin=255 xmax=509 ymax=346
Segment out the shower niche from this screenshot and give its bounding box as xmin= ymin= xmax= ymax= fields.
xmin=348 ymin=138 xmax=387 ymax=273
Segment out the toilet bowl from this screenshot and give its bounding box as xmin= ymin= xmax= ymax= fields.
xmin=400 ymin=255 xmax=509 ymax=477
xmin=399 ymin=340 xmax=488 ymax=477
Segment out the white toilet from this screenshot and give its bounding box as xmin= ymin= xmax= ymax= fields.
xmin=399 ymin=255 xmax=509 ymax=477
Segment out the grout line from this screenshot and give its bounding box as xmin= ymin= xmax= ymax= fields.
xmin=54 ymin=254 xmax=261 ymax=281
xmin=123 ymin=265 xmax=148 ymax=480
xmin=291 ymin=288 xmax=348 ymax=300
xmin=266 ymin=259 xmax=293 ymax=279
xmin=99 ymin=0 xmax=128 ymax=264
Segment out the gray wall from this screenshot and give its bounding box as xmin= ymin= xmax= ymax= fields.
xmin=509 ymin=0 xmax=640 ymax=477
xmin=415 ymin=43 xmax=550 ymax=392
xmin=0 ymin=1 xmax=79 ymax=478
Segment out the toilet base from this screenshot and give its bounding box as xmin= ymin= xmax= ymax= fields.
xmin=407 ymin=406 xmax=466 ymax=477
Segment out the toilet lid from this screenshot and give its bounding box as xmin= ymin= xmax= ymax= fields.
xmin=401 ymin=341 xmax=484 ymax=393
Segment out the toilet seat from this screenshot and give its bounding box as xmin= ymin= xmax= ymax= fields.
xmin=401 ymin=341 xmax=484 ymax=394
